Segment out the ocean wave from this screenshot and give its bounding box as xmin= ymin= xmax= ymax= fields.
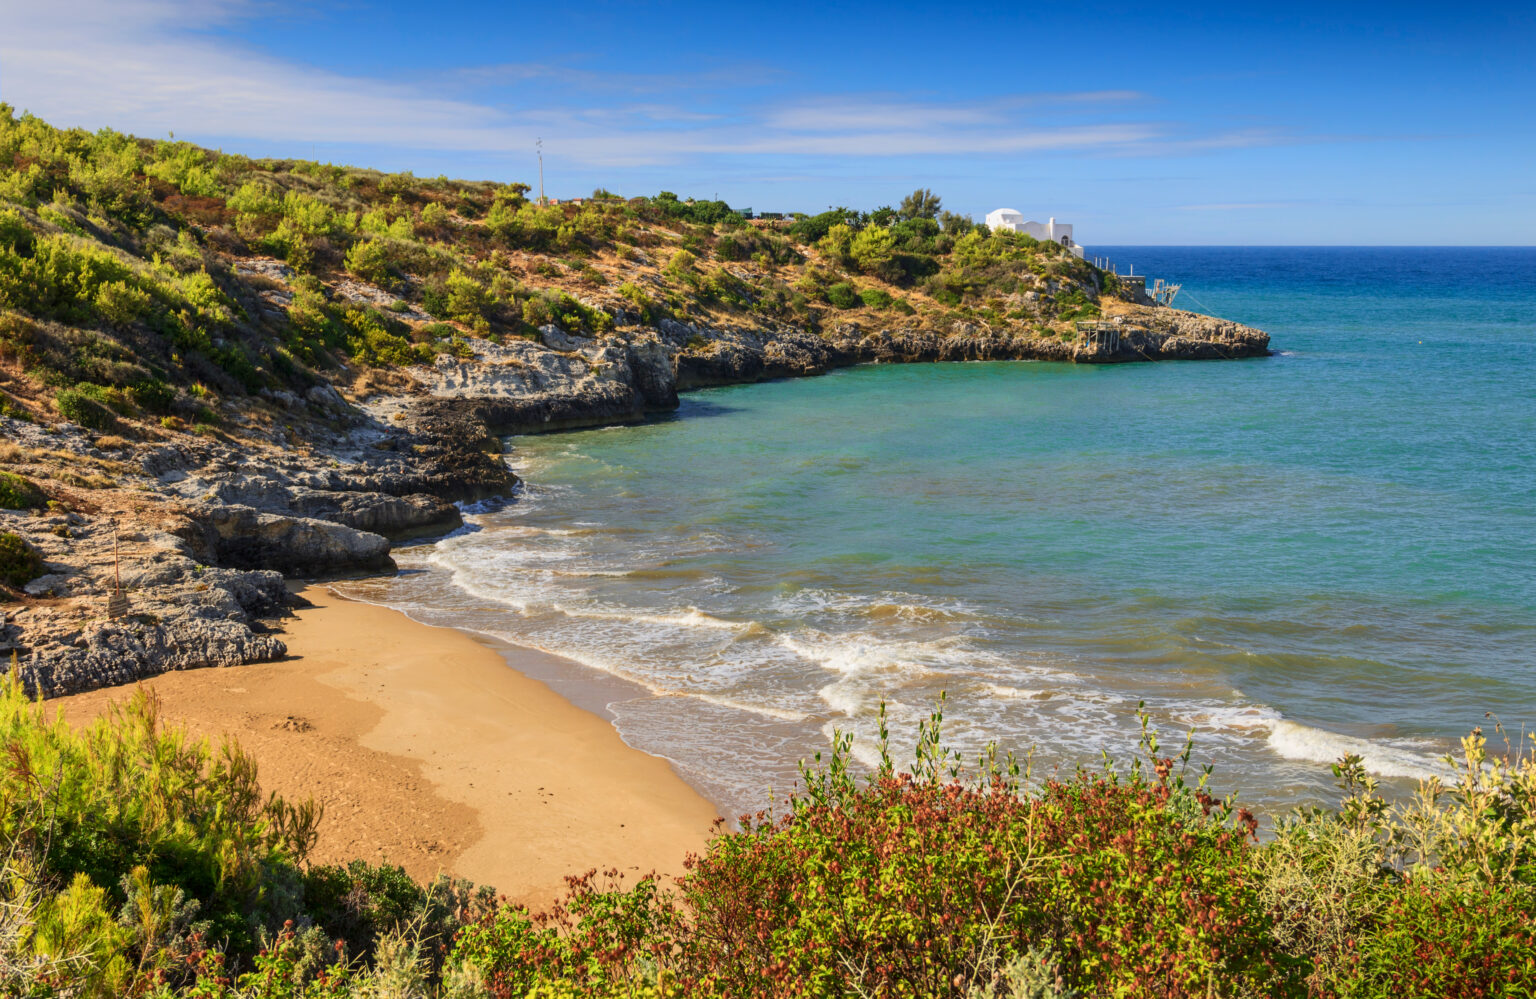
xmin=778 ymin=631 xmax=962 ymax=679
xmin=771 ymin=587 xmax=980 ymax=624
xmin=1264 ymin=720 xmax=1445 ymax=779
xmin=688 ymin=692 xmax=811 ymax=723
xmin=556 ymin=605 xmax=747 ymax=632
xmin=981 ymin=683 xmax=1046 ymax=701
xmin=1176 ymin=704 xmax=1445 ymax=779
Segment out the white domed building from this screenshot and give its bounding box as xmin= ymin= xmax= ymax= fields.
xmin=984 ymin=210 xmax=1083 ymax=258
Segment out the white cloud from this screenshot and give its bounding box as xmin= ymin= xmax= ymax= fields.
xmin=0 ymin=0 xmax=1278 ymax=168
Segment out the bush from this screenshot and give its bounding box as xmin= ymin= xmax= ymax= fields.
xmin=0 ymin=681 xmax=320 ymax=971
xmin=1351 ymin=879 xmax=1536 ymax=998
xmin=302 ymin=860 xmax=493 ymax=970
xmin=849 ymin=225 xmax=896 ymax=274
xmin=663 ymin=249 xmax=697 ymax=278
xmin=421 ymin=269 xmax=496 ymax=330
xmin=0 ymin=471 xmax=46 ymax=509
xmin=859 ymin=287 xmax=893 ymax=309
xmin=0 ymin=531 xmax=43 ymax=588
xmin=342 ymin=308 xmax=433 ymax=367
xmin=127 ymin=377 xmax=175 ymax=414
xmin=55 ymin=387 xmax=118 ymax=430
xmin=825 ymin=281 xmax=860 ymax=309
xmin=449 ymin=706 xmax=1296 ymax=999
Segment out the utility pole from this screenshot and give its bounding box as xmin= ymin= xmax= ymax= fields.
xmin=537 ymin=138 xmax=545 ymax=206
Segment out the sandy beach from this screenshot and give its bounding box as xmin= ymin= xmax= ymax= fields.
xmin=54 ymin=585 xmax=721 ymax=909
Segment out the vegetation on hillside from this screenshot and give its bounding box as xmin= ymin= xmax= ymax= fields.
xmin=0 ymin=107 xmax=1115 ymax=440
xmin=4 ymin=677 xmax=1534 ymax=998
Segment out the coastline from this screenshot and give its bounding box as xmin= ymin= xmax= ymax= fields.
xmin=52 ymin=585 xmax=722 ymax=909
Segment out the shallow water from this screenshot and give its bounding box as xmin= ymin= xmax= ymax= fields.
xmin=340 ymin=247 xmax=1536 ymax=818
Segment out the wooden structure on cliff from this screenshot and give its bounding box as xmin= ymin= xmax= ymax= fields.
xmin=1074 ymin=320 xmax=1122 ymax=356
xmin=1150 ymin=279 xmax=1182 ymax=307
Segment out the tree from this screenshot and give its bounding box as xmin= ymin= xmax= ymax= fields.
xmin=816 ymin=223 xmax=855 ymax=264
xmin=939 ymin=210 xmax=975 ymax=236
xmin=849 ymin=225 xmax=896 ymax=273
xmin=898 ymin=188 xmax=941 ymax=221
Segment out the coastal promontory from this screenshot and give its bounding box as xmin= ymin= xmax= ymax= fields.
xmin=0 ymin=109 xmax=1267 ymax=692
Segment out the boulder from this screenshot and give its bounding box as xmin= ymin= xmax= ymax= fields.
xmin=539 ymin=324 xmax=596 ymax=352
xmin=185 ymin=504 xmax=394 ymax=577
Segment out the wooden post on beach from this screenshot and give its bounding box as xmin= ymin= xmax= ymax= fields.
xmin=107 ymin=520 xmax=129 ymax=619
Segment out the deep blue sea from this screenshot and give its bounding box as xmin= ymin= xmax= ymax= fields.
xmin=343 ymin=247 xmax=1536 ymax=817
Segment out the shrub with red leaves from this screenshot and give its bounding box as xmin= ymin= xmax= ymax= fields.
xmin=669 ymin=765 xmax=1295 ymax=998
xmin=1350 ymin=878 xmax=1536 ymax=999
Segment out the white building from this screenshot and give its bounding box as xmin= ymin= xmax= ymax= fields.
xmin=984 ymin=210 xmax=1084 ymax=258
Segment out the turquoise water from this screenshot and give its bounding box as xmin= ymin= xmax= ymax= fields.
xmin=348 ymin=247 xmax=1536 ymax=817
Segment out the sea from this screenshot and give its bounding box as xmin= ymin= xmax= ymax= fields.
xmin=337 ymin=247 xmax=1536 ymax=820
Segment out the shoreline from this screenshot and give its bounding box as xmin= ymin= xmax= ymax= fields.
xmin=52 ymin=585 xmax=722 ymax=909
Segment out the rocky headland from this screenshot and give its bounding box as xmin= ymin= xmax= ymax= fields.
xmin=0 ymin=110 xmax=1268 ymax=696
xmin=1 ymin=301 xmax=1266 ymax=697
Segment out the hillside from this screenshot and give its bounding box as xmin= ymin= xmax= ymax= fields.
xmin=0 ymin=107 xmax=1268 ymax=691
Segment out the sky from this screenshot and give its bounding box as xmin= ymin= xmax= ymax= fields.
xmin=1 ymin=0 xmax=1532 ymax=244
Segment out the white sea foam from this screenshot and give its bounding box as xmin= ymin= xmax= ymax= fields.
xmin=391 ymin=482 xmax=1467 ymax=806
xmin=1170 ymin=703 xmax=1446 ymax=778
xmin=1264 ymin=720 xmax=1445 ymax=779
xmin=689 ymin=692 xmax=811 ymax=723
xmin=1179 ymin=704 xmax=1283 ymax=733
xmin=557 ymin=605 xmax=746 ymax=632
xmin=771 ymin=587 xmax=979 ymax=623
xmin=981 ymin=683 xmax=1046 ymax=701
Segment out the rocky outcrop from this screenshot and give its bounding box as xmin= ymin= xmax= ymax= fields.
xmin=436 ymin=309 xmax=1270 ymax=430
xmin=0 ymin=510 xmax=295 ymax=697
xmin=288 ymin=490 xmax=460 ymax=539
xmin=178 ymin=504 xmax=394 ymax=577
xmin=0 ymin=396 xmax=517 ymax=695
xmin=1 ymin=298 xmax=1266 ymax=699
xmin=414 ymin=330 xmax=682 ymax=433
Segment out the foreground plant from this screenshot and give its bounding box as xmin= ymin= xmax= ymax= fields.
xmin=450 ymin=702 xmax=1296 ymax=999
xmin=9 ymin=671 xmax=1536 ymax=998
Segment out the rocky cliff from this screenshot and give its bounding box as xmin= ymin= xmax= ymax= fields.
xmin=0 ymin=303 xmax=1266 ymax=697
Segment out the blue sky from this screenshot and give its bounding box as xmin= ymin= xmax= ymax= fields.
xmin=1 ymin=0 xmax=1532 ymax=243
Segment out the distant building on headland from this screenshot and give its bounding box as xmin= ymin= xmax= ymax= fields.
xmin=984 ymin=210 xmax=1084 ymax=258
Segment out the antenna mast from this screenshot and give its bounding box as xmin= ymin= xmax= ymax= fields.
xmin=537 ymin=138 xmax=545 ymax=206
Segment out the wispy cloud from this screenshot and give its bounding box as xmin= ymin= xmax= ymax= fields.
xmin=0 ymin=0 xmax=1302 ymax=170
xmin=1177 ymin=202 xmax=1284 ymax=211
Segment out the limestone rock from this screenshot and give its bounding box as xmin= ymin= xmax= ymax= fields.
xmin=184 ymin=504 xmax=394 ymax=576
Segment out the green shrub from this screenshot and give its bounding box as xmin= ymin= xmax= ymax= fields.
xmin=849 ymin=225 xmax=896 ymax=274
xmin=0 ymin=532 xmax=43 ymax=588
xmin=617 ymin=281 xmax=657 ymax=323
xmin=858 ymin=287 xmax=893 ymax=309
xmin=302 ymin=860 xmax=493 ymax=970
xmin=344 ymin=236 xmax=394 ymax=285
xmin=0 ymin=471 xmax=46 ymax=509
xmin=825 ymin=281 xmax=860 ymax=309
xmin=0 ymin=681 xmax=320 ymax=965
xmin=55 ymin=387 xmax=118 ymax=430
xmin=92 ymin=280 xmax=151 ymax=326
xmin=127 ymin=377 xmax=175 ymax=414
xmin=419 ymin=201 xmax=451 ymax=232
xmin=1351 ymin=879 xmax=1536 ymax=998
xmin=342 ymin=307 xmax=433 ymax=367
xmin=663 ymin=249 xmax=696 ymax=279
xmin=421 ymin=269 xmax=497 ymax=330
